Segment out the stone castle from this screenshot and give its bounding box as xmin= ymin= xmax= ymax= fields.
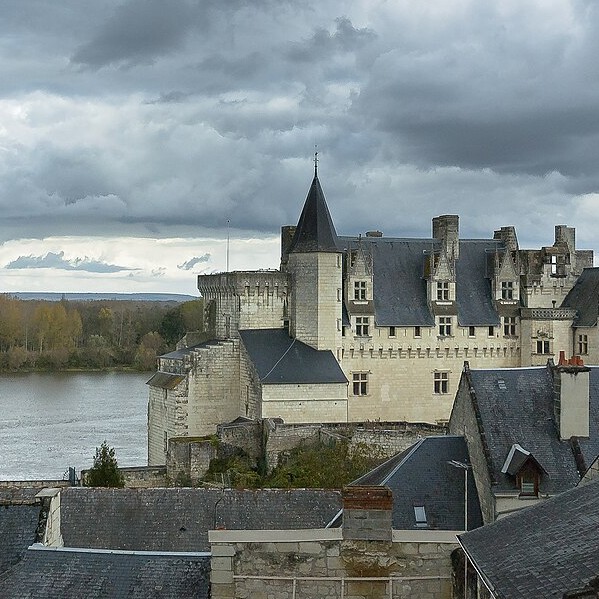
xmin=147 ymin=167 xmax=596 ymax=465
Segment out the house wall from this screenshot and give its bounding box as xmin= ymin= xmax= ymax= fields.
xmin=210 ymin=529 xmax=456 ymax=599
xmin=520 ymin=308 xmax=575 ymax=367
xmin=449 ymin=375 xmax=496 ymax=525
xmin=344 ymin=325 xmax=519 ymax=424
xmin=573 ymin=326 xmax=599 ymax=365
xmin=186 ymin=340 xmax=241 ymax=437
xmin=261 ymin=382 xmax=348 ymax=423
xmin=147 ymin=382 xmax=189 ymax=466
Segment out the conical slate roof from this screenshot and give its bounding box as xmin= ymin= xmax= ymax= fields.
xmin=288 ymin=175 xmax=339 ymax=253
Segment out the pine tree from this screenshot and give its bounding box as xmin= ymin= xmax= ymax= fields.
xmin=85 ymin=441 xmax=125 ymax=487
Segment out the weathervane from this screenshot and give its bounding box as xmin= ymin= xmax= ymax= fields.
xmin=314 ymin=145 xmax=318 ymax=177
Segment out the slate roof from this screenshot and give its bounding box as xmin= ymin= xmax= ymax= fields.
xmin=288 ymin=175 xmax=339 ymax=253
xmin=239 ymin=328 xmax=347 ymax=384
xmin=348 ymin=436 xmax=483 ymax=531
xmin=562 ymin=267 xmax=599 ymax=327
xmin=0 ymin=547 xmax=210 ymax=599
xmin=337 ymin=237 xmax=502 ymax=327
xmin=0 ymin=504 xmax=41 ymax=574
xmin=460 ymin=478 xmax=599 ymax=599
xmin=463 ymin=366 xmax=599 ymax=494
xmin=60 ymin=487 xmax=342 ymax=552
xmin=455 ymin=241 xmax=501 ymax=326
xmin=146 ymin=372 xmax=185 ymax=389
xmin=159 ymin=341 xmax=213 ymax=360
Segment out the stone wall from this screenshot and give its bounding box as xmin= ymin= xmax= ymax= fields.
xmin=167 ymin=437 xmax=217 ymax=485
xmin=209 ymin=529 xmax=456 ymax=599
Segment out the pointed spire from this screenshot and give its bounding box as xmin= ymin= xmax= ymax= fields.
xmin=288 ymin=170 xmax=339 ymax=254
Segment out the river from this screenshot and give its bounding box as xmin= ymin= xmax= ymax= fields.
xmin=0 ymin=371 xmax=151 ymax=481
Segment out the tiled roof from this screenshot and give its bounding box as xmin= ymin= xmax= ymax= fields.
xmin=460 ymin=478 xmax=599 ymax=599
xmin=338 ymin=237 xmax=502 ymax=326
xmin=60 ymin=487 xmax=342 ymax=552
xmin=288 ymin=175 xmax=339 ymax=253
xmin=349 ymin=436 xmax=483 ymax=531
xmin=464 ymin=366 xmax=599 ymax=494
xmin=0 ymin=504 xmax=41 ymax=574
xmin=0 ymin=548 xmax=210 ymax=599
xmin=562 ymin=267 xmax=599 ymax=327
xmin=239 ymin=329 xmax=347 ymax=384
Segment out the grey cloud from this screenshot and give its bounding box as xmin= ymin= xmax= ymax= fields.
xmin=6 ymin=252 xmax=133 ymax=273
xmin=71 ymin=0 xmax=197 ymax=68
xmin=177 ymin=254 xmax=211 ymax=270
xmin=286 ymin=17 xmax=376 ymax=62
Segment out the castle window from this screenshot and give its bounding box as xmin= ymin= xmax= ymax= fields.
xmin=438 ymin=317 xmax=452 ymax=337
xmin=503 ymin=317 xmax=517 ymax=336
xmin=488 ymin=326 xmax=495 ymax=337
xmin=353 ymin=372 xmax=368 ymax=396
xmin=536 ymin=340 xmax=550 ymax=354
xmin=354 ymin=281 xmax=367 ymax=300
xmin=468 ymin=326 xmax=475 ymax=337
xmin=578 ymin=334 xmax=588 ymax=355
xmin=337 ymin=288 xmax=341 ymax=302
xmin=163 ymin=431 xmax=168 ymax=454
xmin=501 ymin=281 xmax=514 ymax=300
xmin=355 ymin=317 xmax=370 ymax=337
xmin=389 ymin=326 xmax=396 ymax=338
xmin=350 ymin=250 xmax=357 ymax=267
xmin=414 ymin=326 xmax=421 ymax=338
xmin=434 ymin=371 xmax=449 ymax=394
xmin=436 ymin=281 xmax=450 ymax=301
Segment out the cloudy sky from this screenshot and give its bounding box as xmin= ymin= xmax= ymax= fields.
xmin=2 ymin=0 xmax=599 ymax=295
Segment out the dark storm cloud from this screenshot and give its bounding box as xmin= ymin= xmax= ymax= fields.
xmin=2 ymin=0 xmax=599 ymax=259
xmin=6 ymin=251 xmax=132 ymax=273
xmin=71 ymin=0 xmax=197 ymax=68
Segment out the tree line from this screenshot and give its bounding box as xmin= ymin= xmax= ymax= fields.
xmin=0 ymin=295 xmax=206 ymax=371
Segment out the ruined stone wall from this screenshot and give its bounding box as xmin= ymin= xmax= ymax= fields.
xmin=238 ymin=340 xmax=262 ymax=420
xmin=210 ymin=529 xmax=455 ymax=599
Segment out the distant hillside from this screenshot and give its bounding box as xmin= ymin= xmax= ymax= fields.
xmin=11 ymin=292 xmax=197 ymax=302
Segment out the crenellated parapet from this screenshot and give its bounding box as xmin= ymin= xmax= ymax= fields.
xmin=198 ymin=270 xmax=289 ymax=339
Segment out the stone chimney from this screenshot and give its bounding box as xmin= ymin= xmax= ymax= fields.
xmin=493 ymin=226 xmax=519 ymax=253
xmin=342 ymin=486 xmax=393 ymax=541
xmin=555 ymin=225 xmax=575 ymax=252
xmin=433 ymin=215 xmax=459 ymax=260
xmin=554 ymin=352 xmax=590 ymax=440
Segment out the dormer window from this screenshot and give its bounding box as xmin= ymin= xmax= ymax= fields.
xmin=354 ymin=281 xmax=367 ymax=300
xmin=501 ymin=444 xmax=546 ymax=498
xmin=501 ymin=281 xmax=514 ymax=300
xmin=436 ymin=281 xmax=450 ymax=301
xmin=414 ymin=505 xmax=427 ymax=527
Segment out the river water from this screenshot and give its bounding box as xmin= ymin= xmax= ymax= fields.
xmin=0 ymin=371 xmax=151 ymax=481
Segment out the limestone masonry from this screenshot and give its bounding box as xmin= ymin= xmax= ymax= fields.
xmin=148 ymin=170 xmax=595 ymax=465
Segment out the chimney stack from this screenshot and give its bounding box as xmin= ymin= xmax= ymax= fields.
xmin=554 ymin=352 xmax=590 ymax=440
xmin=433 ymin=215 xmax=459 ymax=260
xmin=342 ymin=486 xmax=393 ymax=541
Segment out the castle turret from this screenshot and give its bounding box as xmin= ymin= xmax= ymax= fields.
xmin=286 ymin=170 xmax=343 ymax=354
